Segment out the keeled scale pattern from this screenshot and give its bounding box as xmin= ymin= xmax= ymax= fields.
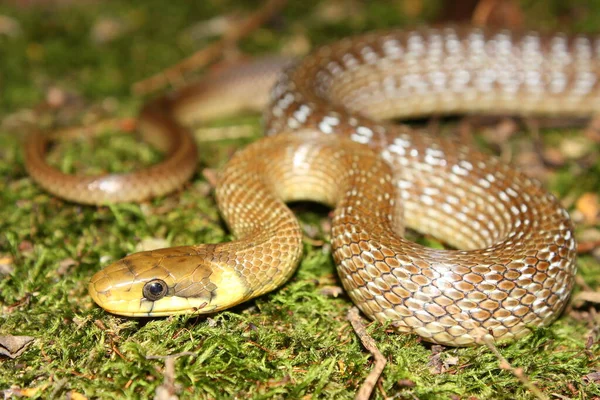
xmin=251 ymin=27 xmax=582 ymax=345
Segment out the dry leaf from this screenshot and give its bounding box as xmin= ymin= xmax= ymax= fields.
xmin=572 ymin=291 xmax=600 ymax=307
xmin=0 ymin=335 xmax=35 ymax=358
xmin=0 ymin=15 xmax=21 ymax=37
xmin=18 ymin=240 xmax=33 ymax=254
xmin=186 ymin=15 xmax=239 ymax=40
xmin=136 ymin=238 xmax=170 ymax=252
xmin=576 ymin=193 xmax=599 ymax=224
xmin=202 ymin=168 xmax=219 ymax=188
xmin=4 ymin=385 xmax=48 ymax=398
xmin=561 ymin=137 xmax=593 ymax=159
xmin=0 ymin=255 xmax=14 ymax=275
xmin=67 ymin=392 xmax=89 ymax=400
xmin=428 ymin=345 xmax=458 ymax=374
xmin=583 ymin=371 xmax=600 ymax=384
xmin=397 ymin=379 xmax=416 ymax=387
xmin=91 ymin=17 xmax=128 ymax=44
xmin=56 ymin=257 xmax=77 ymax=276
xmin=318 ymin=285 xmax=344 ymax=298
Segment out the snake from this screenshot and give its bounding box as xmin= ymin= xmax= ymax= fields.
xmin=23 ymin=26 xmax=584 ymax=347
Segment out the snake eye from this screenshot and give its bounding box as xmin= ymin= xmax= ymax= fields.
xmin=143 ymin=279 xmax=168 ymax=301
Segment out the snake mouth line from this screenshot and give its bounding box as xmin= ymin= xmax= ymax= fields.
xmin=95 ymin=298 xmax=214 ymax=318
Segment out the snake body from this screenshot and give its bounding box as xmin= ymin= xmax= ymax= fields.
xmin=24 ymin=27 xmax=586 ymax=346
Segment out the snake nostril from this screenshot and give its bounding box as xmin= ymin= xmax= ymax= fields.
xmin=143 ymin=279 xmax=168 ymax=301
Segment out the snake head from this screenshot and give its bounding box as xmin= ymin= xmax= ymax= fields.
xmin=88 ymin=245 xmax=248 ymax=317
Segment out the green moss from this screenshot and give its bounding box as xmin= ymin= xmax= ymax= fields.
xmin=1 ymin=1 xmax=599 ymax=399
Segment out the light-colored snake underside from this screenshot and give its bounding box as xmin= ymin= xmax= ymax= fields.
xmin=27 ymin=27 xmax=586 ymax=346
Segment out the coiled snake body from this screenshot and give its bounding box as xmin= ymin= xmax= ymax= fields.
xmin=25 ymin=27 xmax=585 ymax=346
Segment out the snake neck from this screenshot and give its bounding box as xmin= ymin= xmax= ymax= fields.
xmin=214 ymin=131 xmax=396 ymax=296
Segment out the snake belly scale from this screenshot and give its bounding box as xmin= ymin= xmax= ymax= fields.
xmin=24 ymin=27 xmax=586 ymax=346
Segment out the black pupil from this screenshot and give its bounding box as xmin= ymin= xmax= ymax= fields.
xmin=143 ymin=279 xmax=167 ymax=301
xmin=148 ymin=282 xmax=163 ymax=296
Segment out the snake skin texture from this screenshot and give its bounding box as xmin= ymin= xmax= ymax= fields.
xmin=26 ymin=27 xmax=585 ymax=346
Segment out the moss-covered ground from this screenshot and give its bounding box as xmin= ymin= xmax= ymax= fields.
xmin=0 ymin=1 xmax=599 ymax=399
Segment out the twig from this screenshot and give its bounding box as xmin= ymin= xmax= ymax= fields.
xmin=572 ymin=291 xmax=600 ymax=306
xmin=46 ymin=117 xmax=137 ymax=141
xmin=481 ymin=335 xmax=549 ymax=400
xmin=146 ymin=352 xmax=197 ymax=360
xmin=193 ymin=125 xmax=256 ymax=142
xmin=347 ymin=307 xmax=387 ymax=400
xmin=147 ymin=352 xmax=197 ymax=400
xmin=132 ymin=0 xmax=287 ymax=95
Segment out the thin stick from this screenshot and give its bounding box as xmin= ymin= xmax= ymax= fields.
xmin=481 ymin=336 xmax=549 ymax=400
xmin=147 ymin=352 xmax=197 ymax=400
xmin=132 ymin=0 xmax=287 ymax=95
xmin=347 ymin=307 xmax=387 ymax=400
xmin=146 ymin=352 xmax=197 ymax=360
xmin=46 ymin=117 xmax=137 ymax=141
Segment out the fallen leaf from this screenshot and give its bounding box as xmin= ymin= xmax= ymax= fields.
xmin=185 ymin=14 xmax=239 ymax=41
xmin=18 ymin=240 xmax=33 ymax=254
xmin=136 ymin=238 xmax=170 ymax=252
xmin=46 ymin=86 xmax=67 ymax=108
xmin=572 ymin=291 xmax=600 ymax=307
xmin=56 ymin=257 xmax=77 ymax=276
xmin=428 ymin=345 xmax=458 ymax=374
xmin=0 ymin=335 xmax=35 ymax=358
xmin=397 ymin=379 xmax=416 ymax=387
xmin=0 ymin=15 xmax=21 ymax=37
xmin=583 ymin=371 xmax=600 ymax=384
xmin=0 ymin=255 xmax=14 ymax=275
xmin=542 ymin=147 xmax=566 ymax=167
xmin=266 ymin=375 xmax=292 ymax=388
xmin=91 ymin=17 xmax=128 ymax=44
xmin=318 ymin=285 xmax=344 ymax=298
xmin=202 ymin=168 xmax=219 ymax=188
xmin=561 ymin=136 xmax=594 ymax=159
xmin=482 ymin=118 xmax=519 ymax=145
xmin=67 ymin=391 xmax=88 ymax=400
xmin=4 ymin=385 xmax=48 ymax=398
xmin=576 ymin=193 xmax=599 ymax=224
